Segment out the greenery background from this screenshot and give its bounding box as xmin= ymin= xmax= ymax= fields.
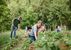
xmin=0 ymin=0 xmax=71 ymax=32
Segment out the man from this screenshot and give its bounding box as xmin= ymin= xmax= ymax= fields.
xmin=29 ymin=20 xmax=42 ymax=43
xmin=10 ymin=17 xmax=22 ymax=38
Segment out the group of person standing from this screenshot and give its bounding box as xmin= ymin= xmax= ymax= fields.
xmin=10 ymin=16 xmax=62 ymax=44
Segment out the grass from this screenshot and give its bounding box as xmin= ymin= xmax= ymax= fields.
xmin=0 ymin=30 xmax=71 ymax=50
xmin=0 ymin=31 xmax=10 ymax=47
xmin=0 ymin=30 xmax=25 ymax=50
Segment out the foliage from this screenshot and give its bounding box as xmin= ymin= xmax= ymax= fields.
xmin=0 ymin=0 xmax=11 ymax=32
xmin=22 ymin=31 xmax=71 ymax=50
xmin=33 ymin=31 xmax=71 ymax=50
xmin=2 ymin=39 xmax=19 ymax=50
xmin=0 ymin=30 xmax=24 ymax=50
xmin=22 ymin=38 xmax=30 ymax=50
xmin=0 ymin=0 xmax=71 ymax=32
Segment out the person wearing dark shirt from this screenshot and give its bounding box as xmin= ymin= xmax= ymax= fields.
xmin=10 ymin=17 xmax=22 ymax=38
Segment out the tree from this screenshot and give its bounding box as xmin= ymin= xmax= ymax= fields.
xmin=0 ymin=0 xmax=11 ymax=32
xmin=0 ymin=0 xmax=71 ymax=32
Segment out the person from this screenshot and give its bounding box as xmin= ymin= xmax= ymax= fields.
xmin=39 ymin=23 xmax=46 ymax=32
xmin=56 ymin=25 xmax=62 ymax=32
xmin=10 ymin=17 xmax=22 ymax=38
xmin=29 ymin=20 xmax=42 ymax=43
xmin=25 ymin=25 xmax=32 ymax=37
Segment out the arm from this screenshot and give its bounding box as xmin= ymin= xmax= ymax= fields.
xmin=34 ymin=32 xmax=38 ymax=40
xmin=33 ymin=26 xmax=38 ymax=40
xmin=25 ymin=27 xmax=29 ymax=37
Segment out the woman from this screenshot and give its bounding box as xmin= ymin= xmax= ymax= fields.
xmin=28 ymin=20 xmax=42 ymax=43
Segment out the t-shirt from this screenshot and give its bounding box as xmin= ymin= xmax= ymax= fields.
xmin=13 ymin=19 xmax=20 ymax=27
xmin=29 ymin=25 xmax=38 ymax=36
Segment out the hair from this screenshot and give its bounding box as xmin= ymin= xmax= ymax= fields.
xmin=27 ymin=26 xmax=32 ymax=30
xmin=18 ymin=17 xmax=22 ymax=20
xmin=56 ymin=26 xmax=58 ymax=28
xmin=37 ymin=20 xmax=43 ymax=24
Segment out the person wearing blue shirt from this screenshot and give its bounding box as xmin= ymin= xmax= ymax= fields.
xmin=28 ymin=20 xmax=42 ymax=43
